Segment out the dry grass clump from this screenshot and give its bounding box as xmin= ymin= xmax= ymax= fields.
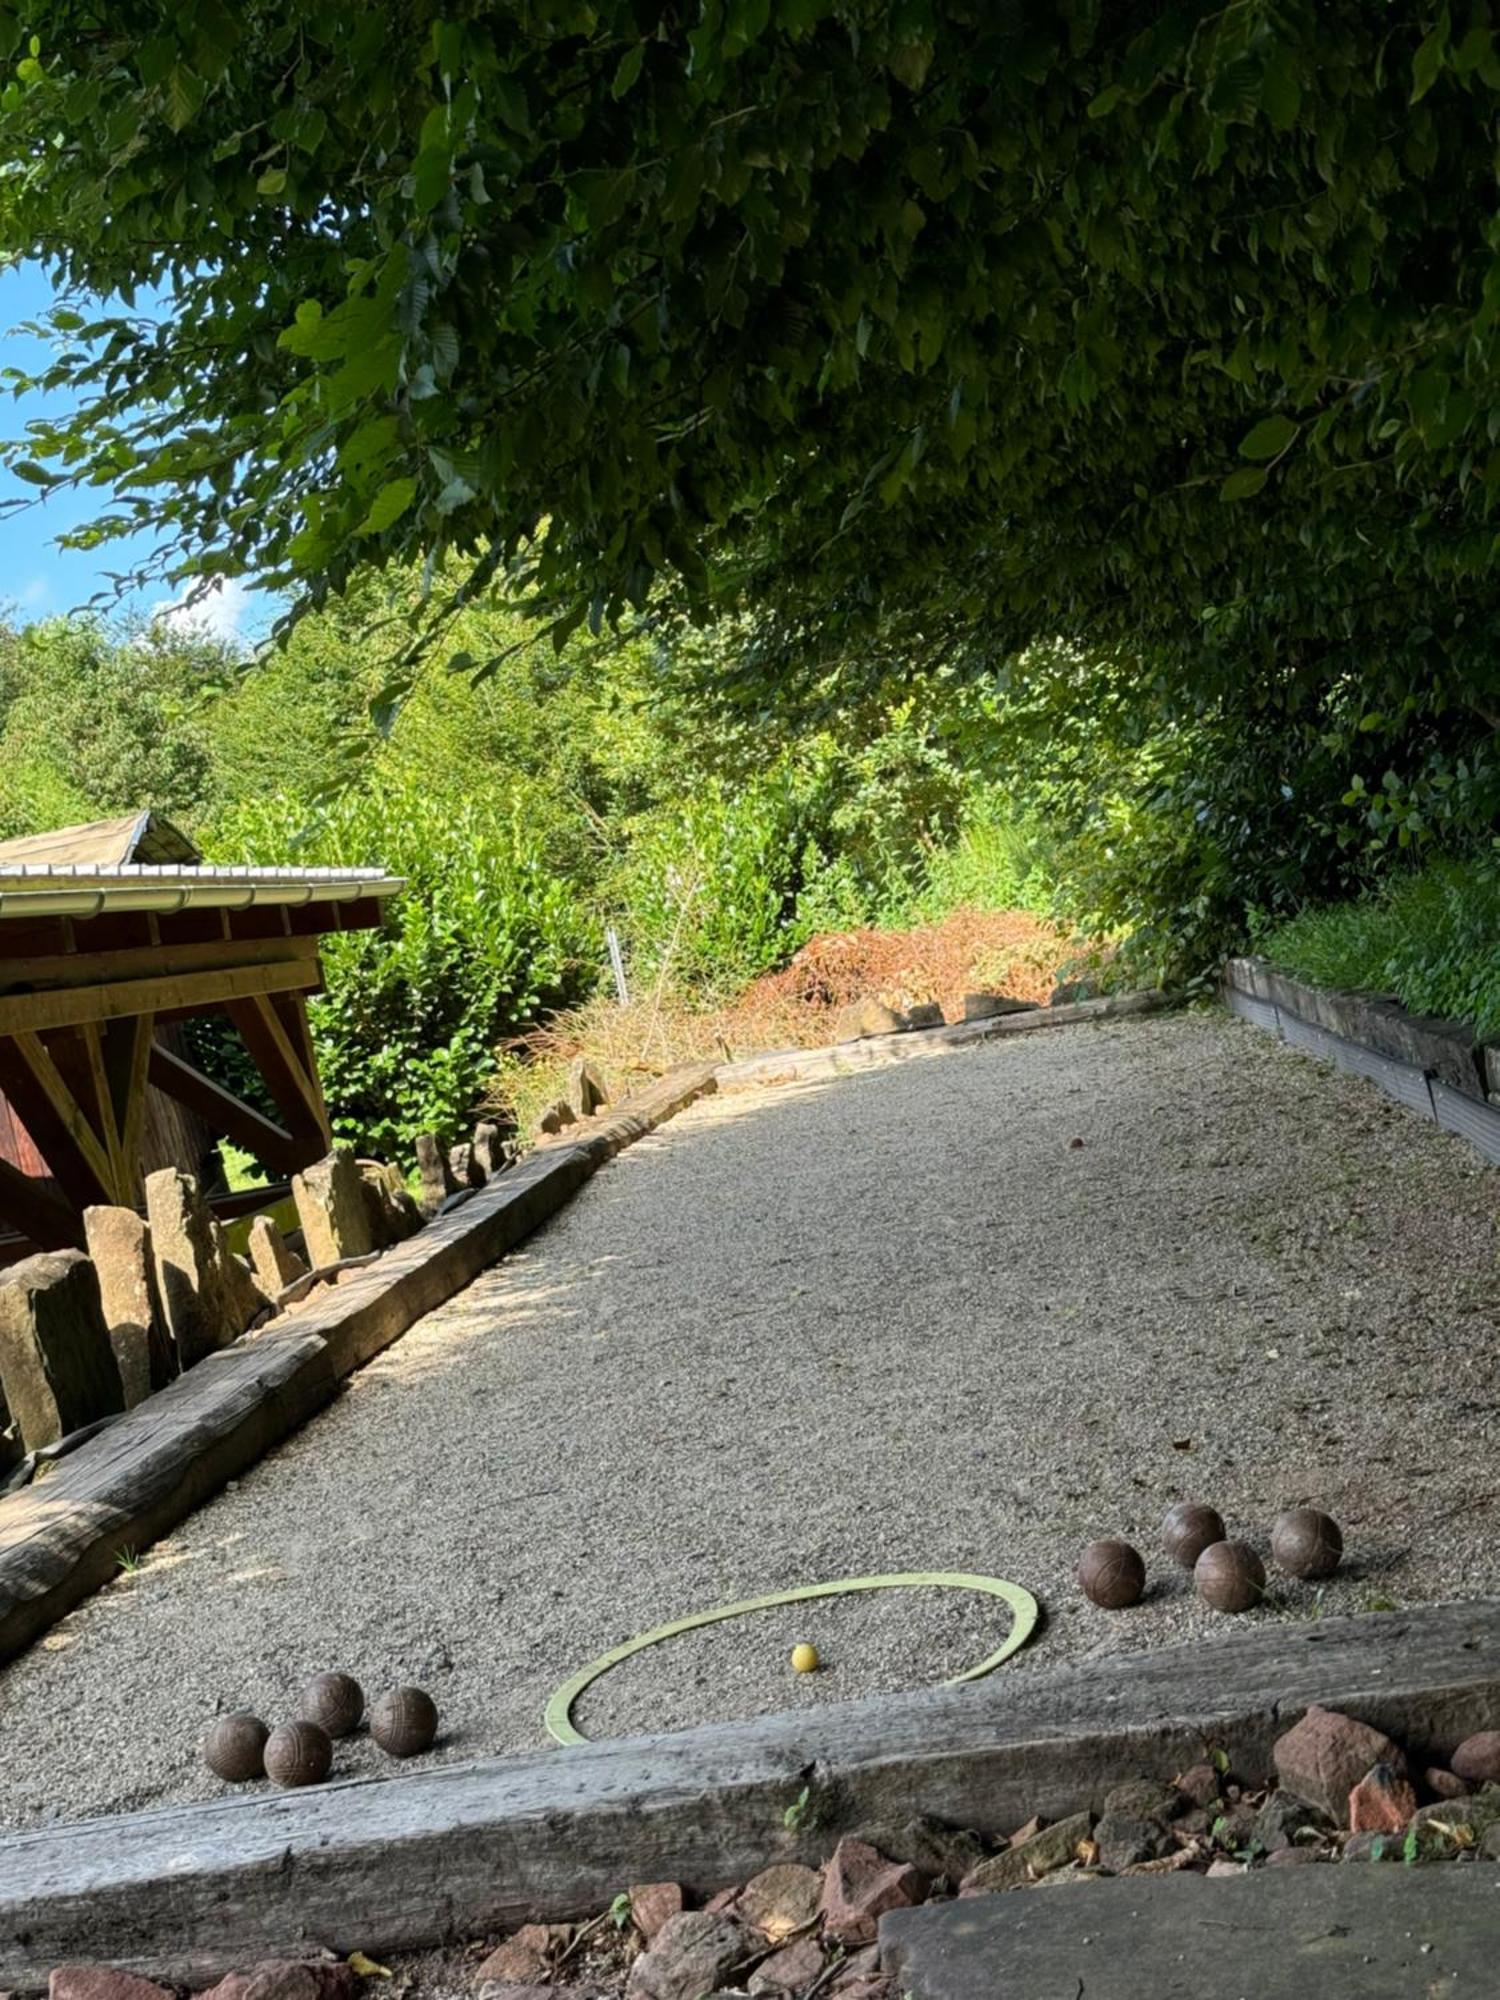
xmin=486 ymin=907 xmax=1080 ymax=1137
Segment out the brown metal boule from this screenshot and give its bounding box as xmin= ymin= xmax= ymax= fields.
xmin=202 ymin=1712 xmax=269 ymax=1783
xmin=369 ymin=1685 xmax=439 ymax=1758
xmin=263 ymin=1719 xmax=333 ymax=1788
xmin=1270 ymin=1507 xmax=1343 ymax=1580
xmin=1194 ymin=1539 xmax=1266 ymax=1613
xmin=1077 ymin=1538 xmax=1146 ymax=1609
xmin=297 ymin=1670 xmax=365 ymax=1739
xmin=1161 ymin=1501 xmax=1226 ymax=1569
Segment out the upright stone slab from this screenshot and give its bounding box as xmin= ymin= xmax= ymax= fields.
xmin=566 ymin=1056 xmax=610 ymax=1119
xmin=0 ymin=1250 xmax=125 ymax=1451
xmin=471 ymin=1120 xmax=514 ymax=1181
xmin=356 ymin=1159 xmax=421 ymax=1247
xmin=82 ymin=1205 xmax=170 ymax=1405
xmin=962 ymin=992 xmax=1033 ymax=1023
xmin=833 ymin=997 xmax=907 ymax=1042
xmin=0 ymin=1382 xmax=19 ymax=1476
xmin=145 ymin=1169 xmax=264 ymax=1370
xmin=292 ymin=1146 xmax=376 ymax=1268
xmin=413 ymin=1133 xmax=456 ymax=1217
xmin=246 ymin=1215 xmax=307 ymax=1298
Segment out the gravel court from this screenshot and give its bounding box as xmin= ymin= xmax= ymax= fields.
xmin=1 ymin=1008 xmax=1498 ymax=1831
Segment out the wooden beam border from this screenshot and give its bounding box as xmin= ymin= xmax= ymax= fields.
xmin=2 ymin=1594 xmax=1499 ymax=1986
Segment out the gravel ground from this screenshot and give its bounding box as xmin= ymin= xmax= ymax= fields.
xmin=1 ymin=1008 xmax=1498 ymax=1832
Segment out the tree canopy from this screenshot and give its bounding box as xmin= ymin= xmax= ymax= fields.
xmin=2 ymin=3 xmax=1498 ymax=716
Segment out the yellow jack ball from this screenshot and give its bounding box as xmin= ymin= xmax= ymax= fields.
xmin=790 ymin=1643 xmax=819 ymax=1674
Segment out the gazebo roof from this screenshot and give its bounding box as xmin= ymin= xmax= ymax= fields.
xmin=0 ymin=813 xmax=403 ymax=922
xmin=0 ymin=811 xmax=202 ymax=869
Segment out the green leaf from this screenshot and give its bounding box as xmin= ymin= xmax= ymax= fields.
xmin=413 ymin=146 xmax=451 ymax=214
xmin=612 ymin=43 xmax=645 ymax=98
xmin=1412 ymin=15 xmax=1450 ymax=103
xmin=256 ymin=166 xmax=287 ymax=196
xmin=359 ymin=477 xmax=418 ymax=534
xmin=1220 ymin=465 xmax=1269 ymax=500
xmin=1260 ymin=55 xmax=1302 ymax=131
xmin=493 ymin=75 xmax=529 ymax=134
xmin=1238 ymin=414 xmax=1299 ymax=461
xmin=1087 ymin=84 xmax=1124 ymax=119
xmin=164 ymin=63 xmax=205 ymax=132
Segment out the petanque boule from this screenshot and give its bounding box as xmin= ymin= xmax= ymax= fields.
xmin=370 ymin=1685 xmax=438 ymax=1757
xmin=263 ymin=1719 xmax=333 ymax=1788
xmin=1194 ymin=1539 xmax=1266 ymax=1613
xmin=1270 ymin=1507 xmax=1343 ymax=1579
xmin=202 ymin=1711 xmax=269 ymax=1783
xmin=1078 ymin=1538 xmax=1146 ymax=1609
xmin=297 ymin=1669 xmax=365 ymax=1738
xmin=1161 ymin=1501 xmax=1226 ymax=1569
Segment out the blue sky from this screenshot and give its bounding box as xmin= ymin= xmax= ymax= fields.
xmin=0 ymin=262 xmax=266 ymax=640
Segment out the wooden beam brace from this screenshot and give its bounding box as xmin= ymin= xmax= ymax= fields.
xmin=0 ymin=1155 xmax=83 ymax=1251
xmin=0 ymin=933 xmax=320 ymax=997
xmin=148 ymin=1043 xmax=303 ymax=1176
xmin=225 ymin=997 xmax=332 ymax=1159
xmin=8 ymin=1033 xmax=116 ymax=1198
xmin=105 ymin=1014 xmax=156 ymax=1202
xmin=0 ymin=960 xmax=321 ymax=1040
xmin=271 ymin=992 xmax=330 ymax=1134
xmin=0 ymin=1039 xmax=112 ymax=1214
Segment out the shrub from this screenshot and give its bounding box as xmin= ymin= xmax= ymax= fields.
xmin=210 ymin=780 xmax=591 ymax=1153
xmin=1259 ymin=856 xmax=1500 ymax=1039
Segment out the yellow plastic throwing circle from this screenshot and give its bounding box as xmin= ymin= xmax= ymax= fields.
xmin=544 ymin=1570 xmax=1040 ymax=1746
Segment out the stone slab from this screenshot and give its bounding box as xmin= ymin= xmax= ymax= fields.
xmin=880 ymin=1864 xmax=1500 ymax=1999
xmin=0 ymin=1251 xmax=125 ymax=1451
xmin=4 ymin=1597 xmax=1500 ymax=1986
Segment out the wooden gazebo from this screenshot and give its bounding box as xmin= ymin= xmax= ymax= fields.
xmin=0 ymin=813 xmax=403 ymax=1255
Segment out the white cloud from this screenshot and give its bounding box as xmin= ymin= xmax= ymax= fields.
xmin=149 ymin=575 xmax=251 ymax=643
xmin=17 ymin=575 xmax=50 ymax=610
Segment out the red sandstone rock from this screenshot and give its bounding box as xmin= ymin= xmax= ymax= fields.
xmin=1452 ymin=1732 xmax=1500 ymax=1787
xmin=198 ymin=1964 xmax=356 ymax=2000
xmin=1425 ymin=1767 xmax=1470 ymax=1802
xmin=1348 ymin=1762 xmax=1417 ymax=1834
xmin=628 ymin=1884 xmax=684 ymax=1943
xmin=1272 ymin=1705 xmax=1406 ymax=1819
xmin=819 ymin=1838 xmax=925 ymax=1948
xmin=51 ymin=1972 xmax=175 ymax=2000
xmin=474 ymin=1926 xmax=572 ymax=1986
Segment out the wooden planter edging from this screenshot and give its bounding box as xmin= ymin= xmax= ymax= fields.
xmin=2 ymin=1596 xmax=1498 ymax=1987
xmin=1223 ymin=956 xmax=1500 ymax=1164
xmin=717 ymin=988 xmax=1170 ymax=1089
xmin=0 ymin=1065 xmax=717 ymax=1670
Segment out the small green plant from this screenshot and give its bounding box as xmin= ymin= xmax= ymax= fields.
xmin=608 ymin=1892 xmax=632 ymax=1931
xmin=783 ymin=1784 xmax=812 ymax=1832
xmin=115 ymin=1546 xmax=143 ymax=1574
xmin=1402 ymin=1825 xmax=1421 ymax=1868
xmin=1361 ymin=1592 xmax=1400 ymax=1614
